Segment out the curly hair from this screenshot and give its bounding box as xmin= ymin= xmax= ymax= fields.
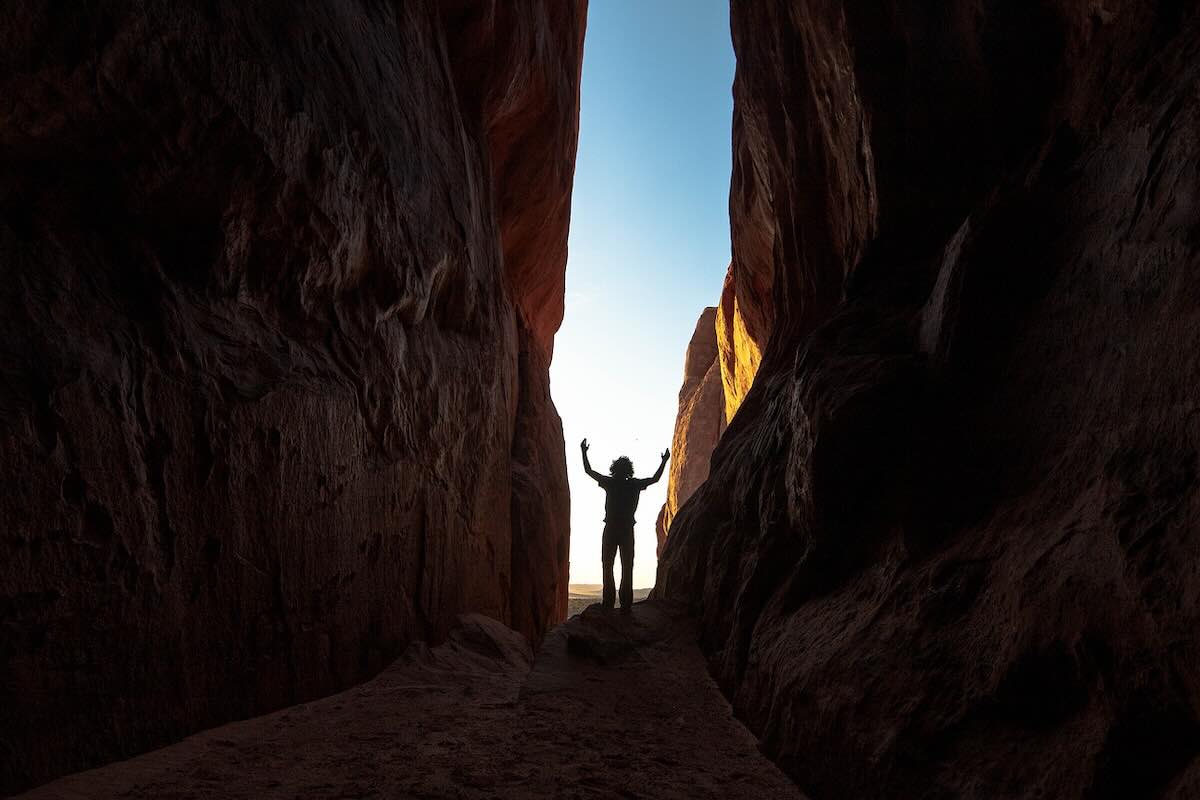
xmin=609 ymin=456 xmax=634 ymax=479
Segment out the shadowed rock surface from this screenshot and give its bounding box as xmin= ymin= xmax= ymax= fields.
xmin=17 ymin=608 xmax=806 ymax=800
xmin=659 ymin=2 xmax=1200 ymax=797
xmin=0 ymin=1 xmax=584 ymax=791
xmin=656 ymin=307 xmax=726 ymax=555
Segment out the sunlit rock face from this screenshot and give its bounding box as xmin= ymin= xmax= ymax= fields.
xmin=659 ymin=2 xmax=1200 ymax=797
xmin=656 ymin=307 xmax=726 ymax=555
xmin=715 ymin=264 xmax=764 ymax=422
xmin=0 ymin=0 xmax=584 ymax=792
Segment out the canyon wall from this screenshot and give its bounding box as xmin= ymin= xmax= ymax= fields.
xmin=655 ymin=307 xmax=725 ymax=555
xmin=659 ymin=2 xmax=1200 ymax=798
xmin=0 ymin=0 xmax=585 ymax=792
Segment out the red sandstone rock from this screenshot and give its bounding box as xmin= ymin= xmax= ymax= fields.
xmin=656 ymin=307 xmax=726 ymax=555
xmin=660 ymin=2 xmax=1200 ymax=797
xmin=0 ymin=0 xmax=585 ymax=792
xmin=715 ymin=264 xmax=764 ymax=422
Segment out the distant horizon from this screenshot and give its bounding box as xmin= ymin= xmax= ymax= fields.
xmin=551 ymin=0 xmax=735 ymax=588
xmin=568 ymin=583 xmax=653 ymax=594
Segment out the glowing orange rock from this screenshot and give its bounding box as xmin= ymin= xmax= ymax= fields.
xmin=656 ymin=308 xmax=726 ymax=555
xmin=715 ymin=264 xmax=765 ymax=422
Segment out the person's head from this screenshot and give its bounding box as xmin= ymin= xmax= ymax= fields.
xmin=609 ymin=456 xmax=634 ymax=479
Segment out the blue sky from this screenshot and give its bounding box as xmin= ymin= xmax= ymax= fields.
xmin=551 ymin=1 xmax=735 ymax=588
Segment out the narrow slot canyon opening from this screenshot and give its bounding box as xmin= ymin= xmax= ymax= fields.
xmin=4 ymin=1 xmax=801 ymax=796
xmin=552 ymin=1 xmax=736 ymax=613
xmin=6 ymin=0 xmax=1200 ymax=797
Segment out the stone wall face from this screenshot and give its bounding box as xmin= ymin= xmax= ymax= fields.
xmin=660 ymin=3 xmax=1200 ymax=797
xmin=0 ymin=1 xmax=585 ymax=791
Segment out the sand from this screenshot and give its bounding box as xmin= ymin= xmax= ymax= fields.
xmin=20 ymin=602 xmax=805 ymax=799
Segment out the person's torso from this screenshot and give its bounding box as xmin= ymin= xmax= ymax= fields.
xmin=603 ymin=479 xmax=642 ymax=524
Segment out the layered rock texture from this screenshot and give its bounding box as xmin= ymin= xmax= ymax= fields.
xmin=660 ymin=2 xmax=1200 ymax=797
xmin=0 ymin=0 xmax=585 ymax=792
xmin=656 ymin=307 xmax=726 ymax=554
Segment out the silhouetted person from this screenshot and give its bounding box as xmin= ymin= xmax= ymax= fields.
xmin=581 ymin=438 xmax=669 ymax=613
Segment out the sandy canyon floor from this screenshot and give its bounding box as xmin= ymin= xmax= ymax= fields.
xmin=20 ymin=602 xmax=804 ymax=799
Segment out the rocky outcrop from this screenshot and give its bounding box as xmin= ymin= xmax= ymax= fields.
xmin=656 ymin=308 xmax=726 ymax=555
xmin=0 ymin=0 xmax=585 ymax=792
xmin=660 ymin=2 xmax=1200 ymax=798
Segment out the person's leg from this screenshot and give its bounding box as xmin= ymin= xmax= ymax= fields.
xmin=601 ymin=524 xmax=617 ymax=609
xmin=618 ymin=528 xmax=634 ymax=611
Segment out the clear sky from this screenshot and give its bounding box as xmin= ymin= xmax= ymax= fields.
xmin=551 ymin=1 xmax=735 ymax=589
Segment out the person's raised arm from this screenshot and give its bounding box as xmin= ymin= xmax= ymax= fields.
xmin=581 ymin=439 xmax=605 ymax=483
xmin=639 ymin=448 xmax=671 ymax=487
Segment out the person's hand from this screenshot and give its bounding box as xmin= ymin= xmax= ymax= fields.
xmin=661 ymin=448 xmax=670 ymax=461
xmin=581 ymin=438 xmax=589 ymax=452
